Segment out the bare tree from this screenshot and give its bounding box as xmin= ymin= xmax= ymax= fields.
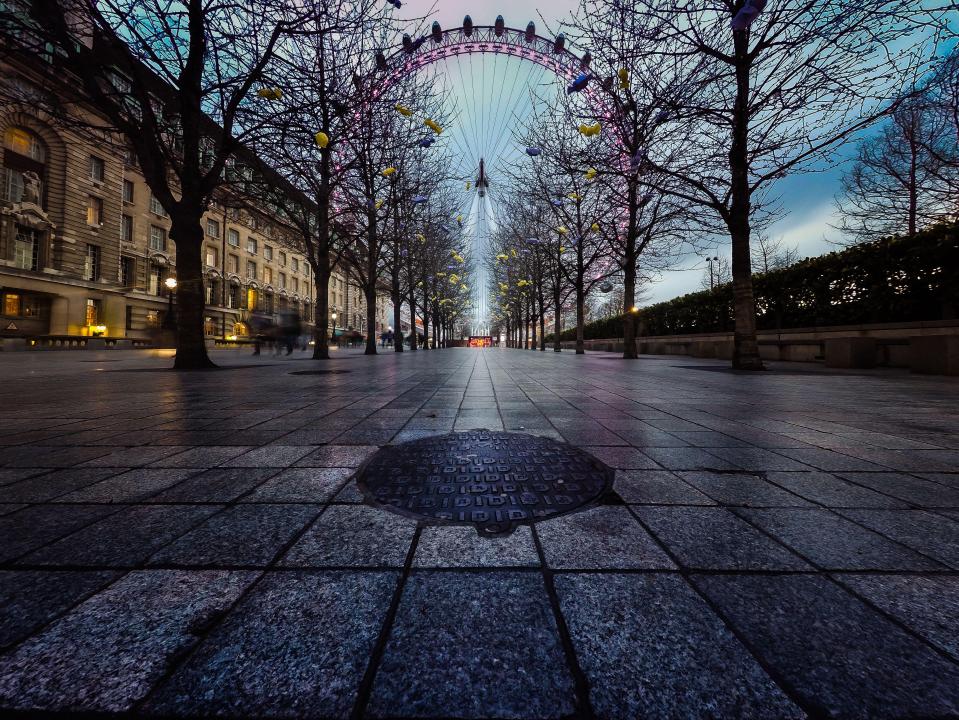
xmin=2 ymin=0 xmax=314 ymax=367
xmin=751 ymin=232 xmax=799 ymax=274
xmin=836 ymin=94 xmax=953 ymax=242
xmin=250 ymin=0 xmax=387 ymax=359
xmin=623 ymin=0 xmax=948 ymax=369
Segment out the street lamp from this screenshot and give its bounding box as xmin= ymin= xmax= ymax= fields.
xmin=330 ymin=311 xmax=337 ymax=344
xmin=704 ymin=255 xmax=720 ymax=290
xmin=161 ymin=276 xmax=177 ymax=330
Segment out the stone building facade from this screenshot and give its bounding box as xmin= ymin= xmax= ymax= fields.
xmin=0 ymin=75 xmax=390 ymax=344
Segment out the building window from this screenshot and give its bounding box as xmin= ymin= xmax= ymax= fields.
xmin=264 ymin=291 xmax=274 ymax=313
xmin=204 ymin=316 xmax=217 ymax=336
xmin=122 ymin=180 xmax=133 ymax=202
xmin=246 ymin=287 xmax=257 ymax=311
xmin=4 ymin=127 xmax=45 ymax=161
xmin=148 ymin=262 xmax=163 ymax=295
xmin=292 ymin=277 xmax=298 ymax=293
xmin=149 ymin=193 xmax=167 ymax=217
xmin=263 ymin=266 xmax=272 ymax=285
xmin=205 ymin=246 xmax=218 ymax=267
xmin=123 ymin=148 xmax=136 ymax=166
xmin=279 ymin=251 xmax=287 ymax=267
xmin=3 ymin=293 xmax=19 ymax=316
xmin=246 ymin=237 xmax=257 ymax=254
xmin=228 ymin=254 xmax=239 ymax=274
xmin=206 ymin=219 xmax=220 ymax=238
xmin=121 ymin=214 xmax=133 ymax=242
xmin=264 ymin=245 xmax=273 ymax=261
xmin=279 ymin=272 xmax=287 ymax=289
xmin=291 ymin=257 xmax=299 ymax=273
xmin=146 ymin=309 xmax=160 ymax=328
xmin=13 ymin=227 xmax=39 ymax=271
xmin=206 ymin=279 xmax=220 ymax=305
xmin=228 ymin=283 xmax=239 ymax=309
xmin=227 ymin=229 xmax=239 ymax=247
xmin=120 ymin=256 xmax=134 ymax=287
xmin=84 ymin=244 xmax=101 ymax=281
xmin=86 ymin=196 xmax=103 ymax=225
xmin=2 ymin=127 xmax=46 ymax=206
xmin=85 ymin=298 xmax=101 ymax=325
xmin=89 ymin=155 xmax=105 ymax=182
xmin=149 ymin=225 xmax=167 ymax=252
xmin=246 ymin=260 xmax=256 ymax=279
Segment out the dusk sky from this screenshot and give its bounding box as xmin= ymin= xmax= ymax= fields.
xmin=390 ymin=1 xmax=937 ymax=304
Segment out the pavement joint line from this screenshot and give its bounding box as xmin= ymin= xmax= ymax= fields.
xmin=622 ymin=492 xmax=826 ymax=718
xmin=529 ymin=523 xmax=597 ymax=720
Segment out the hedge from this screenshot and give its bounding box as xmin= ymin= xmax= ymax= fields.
xmin=551 ymin=223 xmax=959 ymax=341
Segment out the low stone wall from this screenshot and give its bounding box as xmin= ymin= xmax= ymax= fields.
xmin=559 ymin=319 xmax=959 ymax=375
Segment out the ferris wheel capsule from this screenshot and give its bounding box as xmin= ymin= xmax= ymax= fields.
xmin=402 ymin=34 xmax=414 ymax=52
xmin=524 ymin=21 xmax=535 ymax=42
xmin=579 ymin=49 xmax=591 ymax=68
xmin=386 ymin=0 xmax=401 ymax=8
xmin=599 ymin=282 xmax=613 ymax=293
xmin=494 ymin=15 xmax=505 ymax=36
xmin=413 ymin=195 xmax=428 ymax=204
xmin=555 ymin=34 xmax=567 ymax=54
xmin=375 ymin=50 xmax=387 ymax=71
xmin=568 ymin=73 xmax=590 ymax=94
xmin=424 ymin=118 xmax=443 ymax=134
xmin=417 ymin=136 xmax=435 ymax=148
xmin=463 ymin=15 xmax=473 ymax=36
xmin=431 ymin=21 xmax=443 ymax=43
xmin=525 ymin=147 xmax=541 ymax=157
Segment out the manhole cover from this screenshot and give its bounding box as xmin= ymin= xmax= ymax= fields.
xmin=289 ymin=369 xmax=352 ymax=375
xmin=355 ymin=430 xmax=614 ymax=536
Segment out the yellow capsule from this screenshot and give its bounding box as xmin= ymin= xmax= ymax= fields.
xmin=585 ymin=168 xmax=597 ymax=181
xmin=395 ymin=104 xmax=413 ymax=117
xmin=314 ymin=131 xmax=330 ymax=148
xmin=557 ymin=226 xmax=568 ymax=235
xmin=256 ymin=87 xmax=283 ymax=100
xmin=567 ymin=193 xmax=581 ymax=202
xmin=618 ymin=67 xmax=629 ymax=89
xmin=591 ymin=222 xmax=600 ymax=232
xmin=381 ymin=167 xmax=397 ymax=177
xmin=375 ymin=199 xmax=384 ymax=210
xmin=424 ymin=118 xmax=443 ymax=134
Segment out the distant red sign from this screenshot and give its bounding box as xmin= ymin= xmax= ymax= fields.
xmin=468 ymin=336 xmax=493 ymax=348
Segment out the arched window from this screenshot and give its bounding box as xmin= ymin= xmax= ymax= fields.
xmin=2 ymin=127 xmax=47 ymax=205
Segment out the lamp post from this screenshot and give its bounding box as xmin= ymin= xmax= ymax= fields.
xmin=161 ymin=276 xmax=177 ymax=330
xmin=704 ymin=255 xmax=719 ymax=290
xmin=330 ymin=311 xmax=337 ymax=345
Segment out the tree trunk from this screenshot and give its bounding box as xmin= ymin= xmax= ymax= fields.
xmin=729 ymin=33 xmax=764 ymax=370
xmin=538 ymin=293 xmax=546 ymax=351
xmin=407 ymin=290 xmax=417 ymax=351
xmin=908 ymin=135 xmax=918 ymax=237
xmin=392 ymin=279 xmax=403 ymax=353
xmin=553 ymin=282 xmax=562 ymax=352
xmin=622 ymin=179 xmax=639 ymax=360
xmin=313 ymin=257 xmax=331 ymax=359
xmin=169 ymin=214 xmax=215 ymax=369
xmin=364 ymin=285 xmax=377 ymax=355
xmin=576 ymin=280 xmax=585 ymax=355
xmin=530 ymin=302 xmax=537 ymax=350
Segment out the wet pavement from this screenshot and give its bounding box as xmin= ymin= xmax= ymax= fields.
xmin=0 ymin=346 xmax=958 ymax=718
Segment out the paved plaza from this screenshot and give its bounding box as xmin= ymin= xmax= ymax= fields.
xmin=0 ymin=347 xmax=958 ymax=719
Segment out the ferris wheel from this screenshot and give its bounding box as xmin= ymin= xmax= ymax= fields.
xmin=371 ymin=15 xmax=614 ymax=334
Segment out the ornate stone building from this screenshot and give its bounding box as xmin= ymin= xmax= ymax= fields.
xmin=0 ymin=100 xmax=391 ymax=344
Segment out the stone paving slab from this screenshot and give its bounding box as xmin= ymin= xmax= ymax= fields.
xmin=0 ymin=347 xmax=958 ymax=718
xmin=366 ymin=571 xmax=578 ymax=719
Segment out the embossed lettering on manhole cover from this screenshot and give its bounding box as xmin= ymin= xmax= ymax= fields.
xmin=355 ymin=430 xmax=614 ymax=536
xmin=289 ymin=369 xmax=352 ymax=375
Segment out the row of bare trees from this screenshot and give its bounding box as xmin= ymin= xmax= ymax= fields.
xmin=1 ymin=0 xmax=475 ymax=366
xmin=504 ymin=0 xmax=952 ymax=368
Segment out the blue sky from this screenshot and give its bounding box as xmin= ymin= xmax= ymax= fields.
xmin=394 ymin=0 xmax=951 ymax=304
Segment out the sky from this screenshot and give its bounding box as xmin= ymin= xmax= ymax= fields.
xmin=392 ymin=0 xmax=948 ymax=305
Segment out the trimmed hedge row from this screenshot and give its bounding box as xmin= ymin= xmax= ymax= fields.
xmin=552 ymin=223 xmax=959 ymax=341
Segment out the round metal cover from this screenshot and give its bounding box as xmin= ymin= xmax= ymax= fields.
xmin=289 ymin=369 xmax=352 ymax=375
xmin=355 ymin=430 xmax=614 ymax=536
